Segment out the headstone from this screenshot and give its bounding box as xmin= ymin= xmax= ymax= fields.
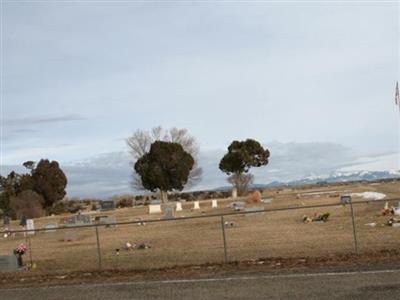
xmin=76 ymin=214 xmax=91 ymax=224
xmin=3 ymin=216 xmax=10 ymax=226
xmin=44 ymin=223 xmax=58 ymax=233
xmin=230 ymin=201 xmax=245 ymax=211
xmin=20 ymin=215 xmax=27 ymax=226
xmin=162 ymin=205 xmax=175 ymax=220
xmin=176 ymin=202 xmax=183 ymax=211
xmin=99 ymin=217 xmax=117 ymax=227
xmin=212 ymin=200 xmax=218 ymax=208
xmin=64 ymin=230 xmax=78 ymax=242
xmin=26 ymin=219 xmax=35 ymax=235
xmin=100 ymin=200 xmax=115 ymax=211
xmin=65 ymin=214 xmax=92 ymax=226
xmin=232 ymin=188 xmax=238 ymax=199
xmin=262 ymin=198 xmax=273 ymax=204
xmin=149 ymin=204 xmax=162 ymax=214
xmin=193 ymin=201 xmax=200 ymax=210
xmin=0 ymin=255 xmax=18 ymax=272
xmin=341 ymin=195 xmax=351 ymax=205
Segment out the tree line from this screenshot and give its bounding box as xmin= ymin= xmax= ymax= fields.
xmin=0 ymin=126 xmax=270 ymax=218
xmin=0 ymin=160 xmax=67 ymax=219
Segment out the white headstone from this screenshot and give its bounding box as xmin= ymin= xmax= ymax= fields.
xmin=232 ymin=188 xmax=238 ymax=198
xmin=193 ymin=201 xmax=200 ymax=209
xmin=26 ymin=219 xmax=35 ymax=235
xmin=149 ymin=204 xmax=162 ymax=214
xmin=176 ymin=202 xmax=182 ymax=211
xmin=212 ymin=200 xmax=218 ymax=208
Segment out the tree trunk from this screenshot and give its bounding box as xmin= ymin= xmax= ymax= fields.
xmin=160 ymin=190 xmax=168 ymax=204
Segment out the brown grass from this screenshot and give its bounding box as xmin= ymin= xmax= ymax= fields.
xmin=1 ymin=181 xmax=399 ymax=274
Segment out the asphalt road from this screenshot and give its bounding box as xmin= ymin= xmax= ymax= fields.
xmin=2 ymin=269 xmax=400 ymax=300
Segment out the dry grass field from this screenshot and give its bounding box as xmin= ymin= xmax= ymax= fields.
xmin=1 ymin=180 xmax=399 ymax=274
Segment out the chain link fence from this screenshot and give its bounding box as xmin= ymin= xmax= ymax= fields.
xmin=1 ymin=198 xmax=399 ymax=274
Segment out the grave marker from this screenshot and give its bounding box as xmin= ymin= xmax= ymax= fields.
xmin=149 ymin=204 xmax=162 ymax=214
xmin=100 ymin=217 xmax=117 ymax=227
xmin=65 ymin=214 xmax=92 ymax=226
xmin=212 ymin=200 xmax=218 ymax=208
xmin=26 ymin=219 xmax=35 ymax=235
xmin=0 ymin=255 xmax=18 ymax=272
xmin=162 ymin=205 xmax=175 ymax=220
xmin=44 ymin=223 xmax=58 ymax=233
xmin=193 ymin=201 xmax=200 ymax=210
xmin=176 ymin=202 xmax=183 ymax=211
xmin=100 ymin=201 xmax=116 ymax=211
xmin=3 ymin=216 xmax=10 ymax=226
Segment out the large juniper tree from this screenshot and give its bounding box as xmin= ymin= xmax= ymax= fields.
xmin=219 ymin=139 xmax=270 ymax=196
xmin=134 ymin=141 xmax=194 ymax=203
xmin=127 ymin=126 xmax=202 ymax=191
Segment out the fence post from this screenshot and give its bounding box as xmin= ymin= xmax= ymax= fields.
xmin=220 ymin=216 xmax=228 ymax=263
xmin=28 ymin=235 xmax=33 ymax=267
xmin=349 ymin=198 xmax=359 ymax=255
xmin=95 ymin=225 xmax=102 ymax=269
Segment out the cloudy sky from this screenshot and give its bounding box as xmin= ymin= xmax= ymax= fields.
xmin=1 ymin=2 xmax=399 ymax=197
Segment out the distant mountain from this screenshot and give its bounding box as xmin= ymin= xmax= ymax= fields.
xmin=276 ymin=170 xmax=400 ymax=186
xmin=1 ymin=142 xmax=398 ymax=198
xmin=212 ymin=170 xmax=400 ymax=191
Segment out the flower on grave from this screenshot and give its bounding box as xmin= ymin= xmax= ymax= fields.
xmin=14 ymin=243 xmax=28 ymax=255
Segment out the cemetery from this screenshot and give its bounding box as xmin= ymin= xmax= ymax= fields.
xmin=0 ymin=180 xmax=399 ymax=274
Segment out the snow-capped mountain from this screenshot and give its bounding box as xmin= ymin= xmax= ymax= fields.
xmin=1 ymin=142 xmax=398 ymax=198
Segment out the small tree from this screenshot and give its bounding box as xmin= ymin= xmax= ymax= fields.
xmin=219 ymin=139 xmax=270 ymax=196
xmin=134 ymin=141 xmax=194 ymax=203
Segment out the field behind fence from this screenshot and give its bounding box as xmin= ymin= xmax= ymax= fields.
xmin=1 ymin=197 xmax=400 ymax=274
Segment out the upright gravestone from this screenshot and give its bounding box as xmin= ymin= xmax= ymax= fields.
xmin=26 ymin=219 xmax=35 ymax=235
xmin=65 ymin=214 xmax=92 ymax=227
xmin=0 ymin=255 xmax=18 ymax=272
xmin=176 ymin=202 xmax=183 ymax=211
xmin=149 ymin=204 xmax=162 ymax=214
xmin=212 ymin=200 xmax=218 ymax=208
xmin=20 ymin=215 xmax=27 ymax=226
xmin=162 ymin=205 xmax=175 ymax=220
xmin=99 ymin=217 xmax=117 ymax=228
xmin=100 ymin=201 xmax=116 ymax=211
xmin=76 ymin=214 xmax=91 ymax=224
xmin=3 ymin=216 xmax=10 ymax=226
xmin=193 ymin=201 xmax=200 ymax=210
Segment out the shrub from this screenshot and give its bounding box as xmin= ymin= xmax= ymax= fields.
xmin=9 ymin=190 xmax=45 ymax=219
xmin=48 ymin=201 xmax=68 ymax=215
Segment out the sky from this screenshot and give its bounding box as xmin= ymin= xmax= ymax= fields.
xmin=1 ymin=1 xmax=399 ymax=197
